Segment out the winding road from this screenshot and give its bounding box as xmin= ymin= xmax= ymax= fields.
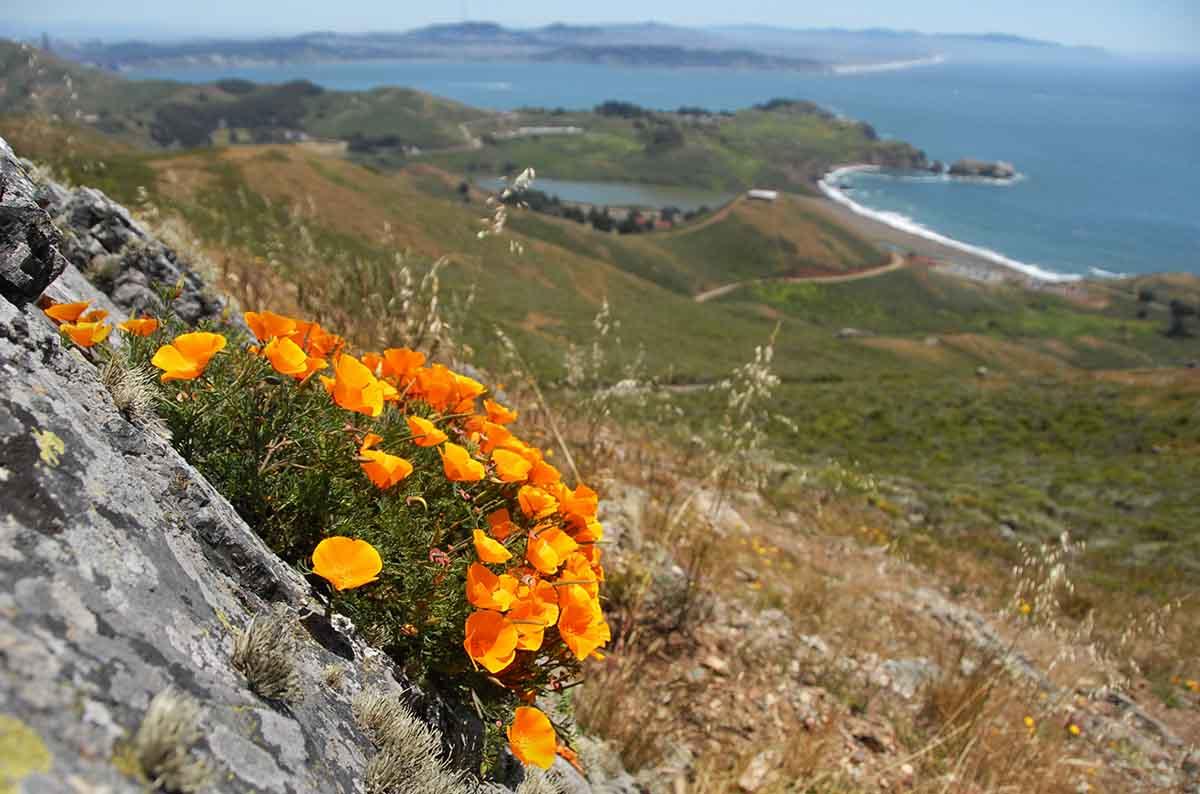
xmin=693 ymin=251 xmax=906 ymax=302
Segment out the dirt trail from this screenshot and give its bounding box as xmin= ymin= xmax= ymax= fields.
xmin=693 ymin=251 xmax=906 ymax=302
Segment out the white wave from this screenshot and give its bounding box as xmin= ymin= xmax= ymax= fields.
xmin=831 ymin=55 xmax=947 ymax=76
xmin=449 ymin=81 xmax=513 ymax=91
xmin=1088 ymin=267 xmax=1129 ymax=279
xmin=818 ymin=167 xmax=1080 ymax=283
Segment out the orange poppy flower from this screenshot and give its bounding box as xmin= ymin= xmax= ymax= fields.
xmin=507 ymin=707 xmax=556 ymax=769
xmin=329 ymin=354 xmax=385 ymax=417
xmin=463 ymin=610 xmax=519 ymax=673
xmin=561 ymin=552 xmax=600 ymax=597
xmin=567 ymin=515 xmax=605 ymax=545
xmin=415 ymin=364 xmax=457 ymax=411
xmin=43 ymin=300 xmax=92 ymax=324
xmin=381 ymin=347 xmax=426 ymax=381
xmin=528 ymin=459 xmax=561 ymax=488
xmin=484 ymin=399 xmax=518 ymax=425
xmin=439 ymin=442 xmax=485 ymax=482
xmin=507 ymin=602 xmax=546 ymax=651
xmin=311 ymin=536 xmax=383 ymax=591
xmin=79 ymin=308 xmax=108 ymax=323
xmin=406 ymin=415 xmax=448 ymax=447
xmin=361 ymin=351 xmax=384 ymax=375
xmin=559 ymin=483 xmax=599 ymax=521
xmin=61 ymin=320 xmax=111 ymax=347
xmin=288 ymin=320 xmax=343 ymax=358
xmin=487 ymin=508 xmax=518 ymax=541
xmin=118 ymin=316 xmax=159 ymax=336
xmin=509 ymin=580 xmax=557 ymax=650
xmin=557 ymin=584 xmax=611 ymax=660
xmin=452 ymin=373 xmax=487 ymax=413
xmin=491 ymin=448 xmax=532 ymax=483
xmin=525 ymin=527 xmax=578 ymax=575
xmin=263 ymin=336 xmax=327 ymax=380
xmin=466 ymin=563 xmax=518 ymax=610
xmin=514 ymin=579 xmax=559 ymax=627
xmin=244 ymin=310 xmax=298 ymax=342
xmin=518 ymin=486 xmax=558 ymax=519
xmin=472 ymin=529 xmax=513 ymax=564
xmin=479 ymin=421 xmax=514 ymax=455
xmin=151 ymin=332 xmax=227 ymax=382
xmin=359 ymin=434 xmax=414 ymax=489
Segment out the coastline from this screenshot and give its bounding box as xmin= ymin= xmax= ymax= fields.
xmin=816 ymin=165 xmax=1081 ymax=283
xmin=829 ymin=55 xmax=947 ymax=75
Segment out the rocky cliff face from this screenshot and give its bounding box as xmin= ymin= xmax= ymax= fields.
xmin=0 ymin=136 xmax=627 ymax=793
xmin=0 ymin=139 xmax=68 ymax=303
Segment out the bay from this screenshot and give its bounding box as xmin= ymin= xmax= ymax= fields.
xmin=125 ymin=58 xmax=1200 ymax=278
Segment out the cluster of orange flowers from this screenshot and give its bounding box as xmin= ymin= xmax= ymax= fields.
xmin=110 ymin=307 xmax=604 ymax=769
xmin=41 ymin=299 xmax=159 ymax=347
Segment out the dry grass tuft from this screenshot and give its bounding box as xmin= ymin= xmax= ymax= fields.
xmin=100 ymin=355 xmax=170 ymax=439
xmin=231 ymin=603 xmax=303 ymax=703
xmin=130 ymin=688 xmax=212 ymax=793
xmin=351 ymin=689 xmax=468 ymax=794
xmin=515 ymin=767 xmax=565 ymax=794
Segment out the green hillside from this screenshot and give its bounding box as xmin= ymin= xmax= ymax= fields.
xmin=427 ymin=101 xmax=926 ymax=192
xmin=1 ymin=40 xmax=924 ymax=193
xmin=4 ymin=115 xmax=1200 ymax=597
xmin=0 ymin=39 xmax=486 ymax=151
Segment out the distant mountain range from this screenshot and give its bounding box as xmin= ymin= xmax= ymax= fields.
xmin=34 ymin=21 xmax=1110 ymax=72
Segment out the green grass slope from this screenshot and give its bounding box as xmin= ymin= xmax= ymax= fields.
xmin=507 ymin=193 xmax=889 ymax=295
xmin=427 ymin=102 xmax=927 ymax=193
xmin=0 ymin=40 xmax=487 ymax=151
xmin=5 ymin=116 xmax=1200 ymax=595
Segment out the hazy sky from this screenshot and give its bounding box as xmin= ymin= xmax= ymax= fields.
xmin=5 ymin=0 xmax=1198 ymax=55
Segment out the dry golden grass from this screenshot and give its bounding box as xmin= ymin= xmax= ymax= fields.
xmin=941 ymin=333 xmax=1075 ymax=376
xmin=857 ymin=336 xmax=964 ymax=366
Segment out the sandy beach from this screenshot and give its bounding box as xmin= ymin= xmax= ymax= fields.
xmin=793 ymin=194 xmax=1021 ymax=283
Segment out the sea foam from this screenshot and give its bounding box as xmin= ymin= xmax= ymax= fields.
xmin=819 ymin=166 xmax=1080 ymax=283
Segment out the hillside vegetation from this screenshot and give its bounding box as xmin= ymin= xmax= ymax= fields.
xmin=6 ymin=98 xmax=1200 ymax=791
xmin=1 ymin=40 xmax=923 ymax=193
xmin=0 ymin=39 xmax=486 ymax=150
xmin=429 ymin=100 xmax=925 ymax=192
xmin=5 ymin=115 xmax=1198 ymax=604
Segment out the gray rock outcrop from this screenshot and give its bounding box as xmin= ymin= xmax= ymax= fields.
xmin=35 ymin=179 xmax=230 ymax=326
xmin=947 ymin=158 xmax=1016 ymax=180
xmin=0 ymin=135 xmax=559 ymax=793
xmin=0 ymin=137 xmax=69 ymax=303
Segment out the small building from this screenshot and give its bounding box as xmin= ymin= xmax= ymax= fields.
xmin=747 ymin=189 xmax=779 ymax=202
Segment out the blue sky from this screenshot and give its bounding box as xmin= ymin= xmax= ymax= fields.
xmin=4 ymin=0 xmax=1198 ymax=55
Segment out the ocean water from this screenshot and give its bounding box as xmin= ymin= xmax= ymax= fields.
xmin=125 ymin=58 xmax=1200 ymax=279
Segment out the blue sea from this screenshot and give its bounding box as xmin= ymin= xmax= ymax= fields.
xmin=125 ymin=59 xmax=1200 ymax=279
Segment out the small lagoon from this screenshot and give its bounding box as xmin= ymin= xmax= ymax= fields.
xmin=474 ymin=177 xmax=732 ymax=211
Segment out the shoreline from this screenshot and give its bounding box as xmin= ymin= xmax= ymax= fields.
xmin=829 ymin=55 xmax=947 ymax=75
xmin=817 ymin=165 xmax=1081 ymax=284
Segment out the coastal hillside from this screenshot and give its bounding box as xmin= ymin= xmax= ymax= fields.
xmin=427 ymin=100 xmax=925 ymax=193
xmin=3 ymin=124 xmax=1198 ymax=793
xmin=0 ymin=39 xmax=487 ymax=150
xmin=4 ymin=112 xmax=1197 ymax=594
xmin=0 ymin=39 xmax=925 ymax=191
xmin=3 ymin=35 xmax=1199 ymax=790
